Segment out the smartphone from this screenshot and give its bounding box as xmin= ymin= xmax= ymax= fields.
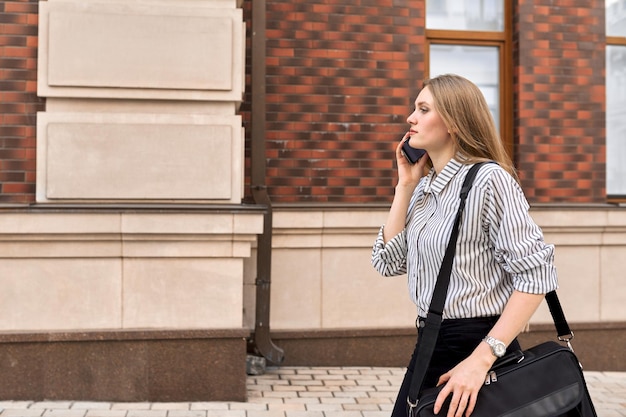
xmin=401 ymin=138 xmax=426 ymax=164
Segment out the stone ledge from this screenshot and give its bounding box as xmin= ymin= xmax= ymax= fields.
xmin=269 ymin=324 xmax=626 ymax=372
xmin=0 ymin=328 xmax=248 ymax=343
xmin=0 ymin=329 xmax=249 ymax=402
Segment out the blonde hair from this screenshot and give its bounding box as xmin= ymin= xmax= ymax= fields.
xmin=423 ymin=74 xmax=517 ymax=180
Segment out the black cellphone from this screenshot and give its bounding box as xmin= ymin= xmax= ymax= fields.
xmin=401 ymin=138 xmax=426 ymax=164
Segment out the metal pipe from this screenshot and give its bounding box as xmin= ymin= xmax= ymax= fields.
xmin=249 ymin=0 xmax=284 ymax=364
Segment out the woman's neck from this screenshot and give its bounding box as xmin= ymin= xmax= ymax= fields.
xmin=429 ymin=150 xmax=455 ymax=174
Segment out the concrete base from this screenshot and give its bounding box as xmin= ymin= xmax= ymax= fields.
xmin=0 ymin=329 xmax=248 ymax=402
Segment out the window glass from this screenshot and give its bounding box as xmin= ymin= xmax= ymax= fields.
xmin=426 ymin=0 xmax=504 ymax=31
xmin=606 ymin=45 xmax=626 ymax=196
xmin=606 ymin=0 xmax=626 ymax=37
xmin=429 ymin=44 xmax=500 ymax=130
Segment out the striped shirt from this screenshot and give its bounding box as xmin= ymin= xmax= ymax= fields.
xmin=371 ymin=158 xmax=558 ymax=319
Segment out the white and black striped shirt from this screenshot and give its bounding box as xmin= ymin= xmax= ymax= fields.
xmin=371 ymin=158 xmax=558 ymax=319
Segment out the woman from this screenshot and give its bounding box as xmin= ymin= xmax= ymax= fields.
xmin=371 ymin=74 xmax=558 ymax=417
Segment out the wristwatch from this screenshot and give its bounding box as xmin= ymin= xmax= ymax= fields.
xmin=483 ymin=335 xmax=507 ymax=358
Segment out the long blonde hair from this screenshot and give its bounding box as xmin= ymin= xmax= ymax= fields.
xmin=423 ymin=74 xmax=517 ymax=180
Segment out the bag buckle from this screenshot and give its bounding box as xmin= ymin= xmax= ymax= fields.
xmin=407 ymin=396 xmax=419 ymax=417
xmin=558 ymin=331 xmax=575 ymax=352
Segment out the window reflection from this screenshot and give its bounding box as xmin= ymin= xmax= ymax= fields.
xmin=606 ymin=45 xmax=626 ymax=196
xmin=606 ymin=0 xmax=626 ymax=37
xmin=426 ymin=0 xmax=504 ymax=31
xmin=429 ymin=44 xmax=500 ymax=130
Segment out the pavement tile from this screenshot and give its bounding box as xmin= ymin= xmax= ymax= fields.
xmin=85 ymin=411 xmax=127 ymax=417
xmin=71 ymin=403 xmax=112 ymax=410
xmin=31 ymin=403 xmax=73 ymax=410
xmin=0 ymin=410 xmax=45 ymax=417
xmin=42 ymin=410 xmax=86 ymax=417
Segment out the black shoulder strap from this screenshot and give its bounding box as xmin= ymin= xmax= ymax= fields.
xmin=407 ymin=162 xmax=488 ymax=409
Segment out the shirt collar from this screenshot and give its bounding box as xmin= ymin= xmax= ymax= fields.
xmin=423 ymin=158 xmax=464 ymax=195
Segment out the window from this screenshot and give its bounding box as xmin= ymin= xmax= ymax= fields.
xmin=426 ymin=0 xmax=504 ymax=31
xmin=606 ymin=0 xmax=626 ymax=199
xmin=425 ymin=0 xmax=512 ymax=155
xmin=430 ymin=44 xmax=500 ymax=130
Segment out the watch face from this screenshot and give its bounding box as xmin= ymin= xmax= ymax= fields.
xmin=494 ymin=343 xmax=506 ymax=356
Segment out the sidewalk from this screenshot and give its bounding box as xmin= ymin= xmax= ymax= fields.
xmin=0 ymin=367 xmax=624 ymax=417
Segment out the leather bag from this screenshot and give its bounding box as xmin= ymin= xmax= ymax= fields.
xmin=407 ymin=163 xmax=598 ymax=417
xmin=413 ymin=341 xmax=597 ymax=417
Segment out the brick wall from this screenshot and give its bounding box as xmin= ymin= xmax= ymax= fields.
xmin=243 ymin=0 xmax=608 ymax=205
xmin=514 ymin=0 xmax=606 ymax=203
xmin=0 ymin=1 xmax=610 ymax=205
xmin=242 ymin=0 xmax=426 ymax=203
xmin=0 ymin=0 xmax=42 ymax=203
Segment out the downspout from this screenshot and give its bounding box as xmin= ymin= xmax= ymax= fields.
xmin=249 ymin=0 xmax=285 ymax=365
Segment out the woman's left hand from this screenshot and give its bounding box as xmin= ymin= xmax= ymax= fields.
xmin=433 ymin=352 xmax=494 ymax=417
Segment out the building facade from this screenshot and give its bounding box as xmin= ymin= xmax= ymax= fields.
xmin=0 ymin=0 xmax=624 ymax=401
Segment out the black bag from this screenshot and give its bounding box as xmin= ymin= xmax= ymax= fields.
xmin=406 ymin=163 xmax=598 ymax=417
xmin=414 ymin=341 xmax=597 ymax=417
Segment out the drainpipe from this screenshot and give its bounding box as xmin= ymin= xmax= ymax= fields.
xmin=249 ymin=0 xmax=285 ymax=365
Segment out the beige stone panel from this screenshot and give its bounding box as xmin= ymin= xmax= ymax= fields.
xmin=0 ymin=212 xmax=120 ymax=234
xmin=47 ymin=11 xmax=232 ymax=91
xmin=600 ymin=246 xmax=626 ymax=321
xmin=602 ymin=229 xmax=626 ymax=245
xmin=322 ymin=210 xmax=387 ymax=228
xmin=274 ymin=210 xmax=324 ymax=229
xmin=242 ymin=249 xmax=257 ymax=330
xmin=122 ymin=239 xmax=237 ymax=258
xmin=38 ymin=2 xmax=244 ymax=101
xmin=321 ymin=230 xmax=380 ymax=248
xmin=122 ymin=213 xmax=237 ymax=234
xmin=0 ymin=238 xmax=120 ymax=258
xmin=232 ymin=241 xmax=253 ymax=258
xmin=123 ymin=258 xmax=243 ymax=328
xmin=120 ymin=232 xmax=257 ymax=258
xmin=542 ymin=231 xmax=603 ymax=246
xmin=0 ymin=258 xmax=122 ymax=331
xmin=269 ymin=248 xmax=322 ymax=329
xmin=321 ymin=248 xmax=416 ymax=329
xmin=272 ymin=233 xmax=323 ymax=249
xmin=46 ymin=98 xmax=235 ymax=116
xmin=37 ymin=112 xmax=244 ymax=203
xmin=233 ymin=213 xmax=264 ymax=235
xmin=530 ymin=209 xmax=608 ymax=228
xmin=607 ymin=209 xmax=626 ymax=226
xmin=45 ymin=123 xmax=231 ymax=200
xmin=531 ymin=245 xmax=601 ymax=324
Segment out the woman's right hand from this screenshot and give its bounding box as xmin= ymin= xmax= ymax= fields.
xmin=382 ymin=135 xmax=429 ymax=243
xmin=396 ymin=134 xmax=429 ymax=188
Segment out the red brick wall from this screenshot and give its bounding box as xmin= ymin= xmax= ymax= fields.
xmin=0 ymin=1 xmax=609 ymax=205
xmin=0 ymin=0 xmax=42 ymax=203
xmin=242 ymin=0 xmax=426 ymax=203
xmin=242 ymin=0 xmax=608 ymax=205
xmin=514 ymin=0 xmax=606 ymax=203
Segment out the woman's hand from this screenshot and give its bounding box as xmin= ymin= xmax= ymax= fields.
xmin=382 ymin=134 xmax=429 ymax=243
xmin=433 ymin=292 xmax=545 ymax=416
xmin=433 ymin=347 xmax=495 ymax=417
xmin=395 ymin=134 xmax=429 ymax=188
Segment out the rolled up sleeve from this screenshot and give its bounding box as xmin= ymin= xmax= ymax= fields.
xmin=371 ymin=225 xmax=408 ymax=277
xmin=485 ymin=171 xmax=558 ymax=294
